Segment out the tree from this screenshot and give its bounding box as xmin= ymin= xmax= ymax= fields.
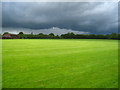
xmin=96 ymin=34 xmax=105 ymax=39
xmin=39 ymin=33 xmax=44 ymax=35
xmin=49 ymin=33 xmax=55 ymax=36
xmin=3 ymin=32 xmax=9 ymax=34
xmin=105 ymin=34 xmax=111 ymax=39
xmin=70 ymin=32 xmax=75 ymax=36
xmin=110 ymin=33 xmax=118 ymax=39
xmin=18 ymin=32 xmax=24 ymax=35
xmin=118 ymin=34 xmax=120 ymax=40
xmin=89 ymin=34 xmax=96 ymax=39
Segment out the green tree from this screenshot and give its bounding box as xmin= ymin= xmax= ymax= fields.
xmin=110 ymin=33 xmax=117 ymax=39
xmin=18 ymin=32 xmax=24 ymax=35
xmin=3 ymin=32 xmax=9 ymax=34
xmin=39 ymin=33 xmax=44 ymax=35
xmin=49 ymin=33 xmax=55 ymax=36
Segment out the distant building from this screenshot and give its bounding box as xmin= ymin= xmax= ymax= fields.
xmin=2 ymin=33 xmax=20 ymax=39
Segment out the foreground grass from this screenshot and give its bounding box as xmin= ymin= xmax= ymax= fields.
xmin=2 ymin=39 xmax=118 ymax=88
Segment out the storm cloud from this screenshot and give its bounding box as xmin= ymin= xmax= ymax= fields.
xmin=2 ymin=2 xmax=118 ymax=34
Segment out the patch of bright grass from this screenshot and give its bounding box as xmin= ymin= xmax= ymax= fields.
xmin=2 ymin=39 xmax=118 ymax=88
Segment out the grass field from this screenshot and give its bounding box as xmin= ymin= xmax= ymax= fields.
xmin=2 ymin=39 xmax=118 ymax=88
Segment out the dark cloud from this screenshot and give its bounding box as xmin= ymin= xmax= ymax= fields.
xmin=2 ymin=2 xmax=118 ymax=34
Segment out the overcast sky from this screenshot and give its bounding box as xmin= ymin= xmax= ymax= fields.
xmin=2 ymin=2 xmax=118 ymax=35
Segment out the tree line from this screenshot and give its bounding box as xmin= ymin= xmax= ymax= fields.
xmin=2 ymin=32 xmax=120 ymax=39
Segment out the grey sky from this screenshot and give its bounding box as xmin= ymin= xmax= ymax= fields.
xmin=2 ymin=2 xmax=118 ymax=34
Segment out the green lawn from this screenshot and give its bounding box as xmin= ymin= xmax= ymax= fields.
xmin=2 ymin=39 xmax=118 ymax=88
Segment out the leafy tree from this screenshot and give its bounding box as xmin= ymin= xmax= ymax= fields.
xmin=39 ymin=33 xmax=44 ymax=35
xmin=3 ymin=32 xmax=9 ymax=34
xmin=49 ymin=33 xmax=55 ymax=36
xmin=105 ymin=34 xmax=111 ymax=39
xmin=89 ymin=34 xmax=96 ymax=39
xmin=96 ymin=34 xmax=105 ymax=39
xmin=110 ymin=33 xmax=118 ymax=39
xmin=18 ymin=32 xmax=24 ymax=35
xmin=118 ymin=34 xmax=120 ymax=40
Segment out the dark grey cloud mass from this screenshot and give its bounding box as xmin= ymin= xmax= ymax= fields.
xmin=2 ymin=2 xmax=118 ymax=34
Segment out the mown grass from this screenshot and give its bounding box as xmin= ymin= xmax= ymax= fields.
xmin=2 ymin=39 xmax=118 ymax=88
